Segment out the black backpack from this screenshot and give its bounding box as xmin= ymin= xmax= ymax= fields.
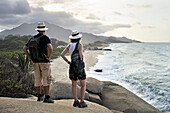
xmin=28 ymin=35 xmax=44 ymax=62
xmin=70 ymin=42 xmax=85 ymax=75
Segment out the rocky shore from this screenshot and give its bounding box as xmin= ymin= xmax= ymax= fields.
xmin=0 ymin=50 xmax=163 ymax=113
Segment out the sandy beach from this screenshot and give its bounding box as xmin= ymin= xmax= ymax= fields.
xmin=0 ymin=49 xmax=162 ymax=113
xmin=51 ymin=50 xmax=104 ymax=82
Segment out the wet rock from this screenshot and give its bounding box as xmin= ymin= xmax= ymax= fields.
xmin=94 ymin=69 xmax=102 ymax=72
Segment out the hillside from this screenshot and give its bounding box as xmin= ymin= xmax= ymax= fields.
xmin=0 ymin=22 xmax=141 ymax=44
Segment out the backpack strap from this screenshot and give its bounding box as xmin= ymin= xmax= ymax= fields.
xmin=33 ymin=34 xmax=44 ymax=40
xmin=72 ymin=42 xmax=79 ymax=55
xmin=72 ymin=42 xmax=84 ymax=60
xmin=75 ymin=42 xmax=79 ymax=51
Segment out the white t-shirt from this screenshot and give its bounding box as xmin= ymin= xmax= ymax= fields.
xmin=69 ymin=42 xmax=77 ymax=56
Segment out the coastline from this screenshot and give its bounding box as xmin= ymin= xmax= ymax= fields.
xmin=51 ymin=50 xmax=104 ymax=82
xmin=0 ymin=48 xmax=163 ymax=113
xmin=50 ymin=49 xmax=162 ymax=112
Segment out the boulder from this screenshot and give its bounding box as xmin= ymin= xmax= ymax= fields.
xmin=101 ymin=85 xmax=162 ymax=113
xmin=50 ymin=81 xmax=89 ymax=100
xmin=0 ymin=97 xmax=114 ymax=113
xmin=103 ymin=49 xmax=112 ymax=51
xmin=88 ymin=93 xmax=102 ymax=105
xmin=94 ymin=69 xmax=103 ymax=72
xmin=111 ymin=110 xmax=124 ymax=113
xmin=80 ymin=77 xmax=105 ymax=94
xmin=123 ymin=109 xmax=138 ymax=113
xmin=102 ymin=81 xmax=119 ymax=86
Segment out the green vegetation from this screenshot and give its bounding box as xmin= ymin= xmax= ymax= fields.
xmin=84 ymin=41 xmax=105 ymax=50
xmin=17 ymin=51 xmax=30 ymax=73
xmin=0 ymin=35 xmax=31 ymax=51
xmin=0 ymin=79 xmax=35 ymax=98
xmin=0 ymin=35 xmax=67 ymax=97
xmin=51 ymin=47 xmax=65 ymax=59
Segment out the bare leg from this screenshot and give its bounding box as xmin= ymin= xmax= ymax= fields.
xmin=43 ymin=85 xmax=49 ymax=96
xmin=80 ymin=80 xmax=86 ymax=102
xmin=36 ymin=86 xmax=41 ymax=94
xmin=72 ymin=80 xmax=78 ymax=101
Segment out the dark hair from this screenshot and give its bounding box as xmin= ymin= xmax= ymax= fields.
xmin=70 ymin=38 xmax=81 ymax=43
xmin=37 ymin=30 xmax=45 ymax=33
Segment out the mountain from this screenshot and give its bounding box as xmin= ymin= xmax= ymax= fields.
xmin=0 ymin=22 xmax=140 ymax=44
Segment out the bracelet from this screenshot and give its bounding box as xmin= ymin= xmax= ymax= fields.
xmin=46 ymin=57 xmax=50 ymax=60
xmin=67 ymin=60 xmax=70 ymax=64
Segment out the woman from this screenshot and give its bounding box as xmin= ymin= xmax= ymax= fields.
xmin=61 ymin=30 xmax=87 ymax=108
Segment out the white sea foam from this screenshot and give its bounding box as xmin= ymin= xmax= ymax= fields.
xmin=87 ymin=43 xmax=170 ymax=113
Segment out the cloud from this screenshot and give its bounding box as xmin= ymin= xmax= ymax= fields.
xmin=0 ymin=0 xmax=31 ymax=15
xmin=27 ymin=0 xmax=78 ymax=7
xmin=127 ymin=4 xmax=152 ymax=8
xmin=141 ymin=25 xmax=156 ymax=29
xmin=0 ymin=0 xmax=31 ymax=26
xmin=29 ymin=8 xmax=132 ymax=34
xmin=86 ymin=14 xmax=100 ymax=20
xmin=0 ymin=1 xmax=132 ymax=34
xmin=113 ymin=12 xmax=122 ymax=16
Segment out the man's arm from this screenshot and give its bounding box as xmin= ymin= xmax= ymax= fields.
xmin=47 ymin=43 xmax=53 ymax=59
xmin=23 ymin=46 xmax=31 ymax=59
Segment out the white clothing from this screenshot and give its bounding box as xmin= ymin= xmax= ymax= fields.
xmin=69 ymin=42 xmax=77 ymax=56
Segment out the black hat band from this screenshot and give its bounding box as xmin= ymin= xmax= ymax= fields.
xmin=72 ymin=33 xmax=79 ymax=36
xmin=37 ymin=26 xmax=46 ymax=28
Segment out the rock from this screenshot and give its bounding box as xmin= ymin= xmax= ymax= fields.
xmin=94 ymin=69 xmax=102 ymax=72
xmin=93 ymin=47 xmax=98 ymax=50
xmin=50 ymin=81 xmax=89 ymax=100
xmin=101 ymin=85 xmax=162 ymax=113
xmin=123 ymin=109 xmax=138 ymax=113
xmin=111 ymin=110 xmax=124 ymax=113
xmin=0 ymin=97 xmax=114 ymax=113
xmin=102 ymin=81 xmax=119 ymax=86
xmin=88 ymin=93 xmax=102 ymax=105
xmin=103 ymin=49 xmax=112 ymax=51
xmin=83 ymin=77 xmax=105 ymax=94
xmin=27 ymin=95 xmax=37 ymax=101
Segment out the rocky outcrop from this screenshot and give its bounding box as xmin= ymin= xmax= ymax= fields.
xmin=49 ymin=81 xmax=89 ymax=100
xmin=83 ymin=77 xmax=105 ymax=94
xmin=80 ymin=77 xmax=162 ymax=113
xmin=101 ymin=82 xmax=162 ymax=113
xmin=0 ymin=97 xmax=113 ymax=113
xmin=88 ymin=93 xmax=102 ymax=104
xmin=0 ymin=77 xmax=162 ymax=113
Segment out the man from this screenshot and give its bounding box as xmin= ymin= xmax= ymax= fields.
xmin=23 ymin=22 xmax=54 ymax=103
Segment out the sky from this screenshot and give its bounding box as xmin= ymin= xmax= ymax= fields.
xmin=0 ymin=0 xmax=170 ymax=42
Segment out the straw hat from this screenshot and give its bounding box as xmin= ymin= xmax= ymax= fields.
xmin=35 ymin=22 xmax=48 ymax=31
xmin=69 ymin=30 xmax=82 ymax=39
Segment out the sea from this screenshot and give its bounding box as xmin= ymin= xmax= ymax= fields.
xmin=87 ymin=43 xmax=170 ymax=113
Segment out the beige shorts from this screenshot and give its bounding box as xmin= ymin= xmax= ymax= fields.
xmin=33 ymin=63 xmax=52 ymax=87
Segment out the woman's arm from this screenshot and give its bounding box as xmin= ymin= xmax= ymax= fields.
xmin=78 ymin=43 xmax=84 ymax=59
xmin=61 ymin=45 xmax=71 ymax=64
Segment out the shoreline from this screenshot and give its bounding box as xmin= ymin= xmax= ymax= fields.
xmin=51 ymin=50 xmax=104 ymax=82
xmin=0 ymin=48 xmax=162 ymax=113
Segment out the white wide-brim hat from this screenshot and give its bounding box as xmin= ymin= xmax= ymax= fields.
xmin=69 ymin=30 xmax=82 ymax=39
xmin=35 ymin=22 xmax=48 ymax=31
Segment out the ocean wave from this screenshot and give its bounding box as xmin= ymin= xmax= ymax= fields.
xmin=89 ymin=43 xmax=170 ymax=113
